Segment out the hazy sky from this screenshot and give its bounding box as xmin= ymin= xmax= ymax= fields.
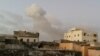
xmin=0 ymin=0 xmax=100 ymax=41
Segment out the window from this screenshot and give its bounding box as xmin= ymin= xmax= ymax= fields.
xmin=27 ymin=39 xmax=29 ymax=42
xmin=83 ymin=40 xmax=86 ymax=42
xmin=84 ymin=33 xmax=86 ymax=36
xmin=34 ymin=39 xmax=36 ymax=42
xmin=20 ymin=38 xmax=23 ymax=42
xmin=14 ymin=36 xmax=17 ymax=39
xmin=93 ymin=39 xmax=97 ymax=42
xmin=93 ymin=34 xmax=97 ymax=37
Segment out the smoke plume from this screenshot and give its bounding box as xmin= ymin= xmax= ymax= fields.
xmin=0 ymin=11 xmax=33 ymax=34
xmin=26 ymin=4 xmax=64 ymax=41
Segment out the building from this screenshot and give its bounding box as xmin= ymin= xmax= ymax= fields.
xmin=0 ymin=34 xmax=17 ymax=49
xmin=0 ymin=34 xmax=25 ymax=49
xmin=14 ymin=31 xmax=39 ymax=43
xmin=59 ymin=39 xmax=93 ymax=56
xmin=64 ymin=28 xmax=97 ymax=43
xmin=59 ymin=40 xmax=89 ymax=51
xmin=88 ymin=47 xmax=100 ymax=56
xmin=61 ymin=27 xmax=100 ymax=56
xmin=38 ymin=41 xmax=59 ymax=49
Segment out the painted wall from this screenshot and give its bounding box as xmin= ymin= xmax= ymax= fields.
xmin=59 ymin=42 xmax=100 ymax=56
xmin=59 ymin=42 xmax=81 ymax=51
xmin=88 ymin=49 xmax=100 ymax=56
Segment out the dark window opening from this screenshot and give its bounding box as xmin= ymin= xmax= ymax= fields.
xmin=14 ymin=36 xmax=17 ymax=40
xmin=94 ymin=34 xmax=97 ymax=37
xmin=27 ymin=39 xmax=29 ymax=43
xmin=34 ymin=39 xmax=36 ymax=42
xmin=83 ymin=40 xmax=86 ymax=42
xmin=84 ymin=33 xmax=86 ymax=36
xmin=20 ymin=38 xmax=23 ymax=42
xmin=93 ymin=39 xmax=97 ymax=42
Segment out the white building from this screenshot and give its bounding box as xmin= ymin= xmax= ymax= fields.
xmin=64 ymin=28 xmax=97 ymax=43
xmin=14 ymin=31 xmax=39 ymax=43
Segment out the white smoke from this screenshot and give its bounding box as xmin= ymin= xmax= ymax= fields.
xmin=26 ymin=4 xmax=64 ymax=41
xmin=0 ymin=11 xmax=33 ymax=34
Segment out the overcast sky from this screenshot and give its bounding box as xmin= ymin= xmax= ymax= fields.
xmin=0 ymin=0 xmax=100 ymax=41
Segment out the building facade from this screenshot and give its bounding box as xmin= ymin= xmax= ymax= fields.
xmin=14 ymin=31 xmax=39 ymax=43
xmin=88 ymin=47 xmax=100 ymax=56
xmin=64 ymin=28 xmax=97 ymax=43
xmin=59 ymin=40 xmax=88 ymax=51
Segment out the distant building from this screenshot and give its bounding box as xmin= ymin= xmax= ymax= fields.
xmin=0 ymin=34 xmax=24 ymax=49
xmin=14 ymin=31 xmax=39 ymax=43
xmin=64 ymin=28 xmax=97 ymax=43
xmin=38 ymin=41 xmax=59 ymax=49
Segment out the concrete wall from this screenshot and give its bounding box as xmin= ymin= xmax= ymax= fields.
xmin=59 ymin=43 xmax=73 ymax=50
xmin=73 ymin=43 xmax=82 ymax=51
xmin=59 ymin=42 xmax=91 ymax=56
xmin=59 ymin=43 xmax=81 ymax=51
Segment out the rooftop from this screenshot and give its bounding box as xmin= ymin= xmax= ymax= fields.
xmin=14 ymin=31 xmax=39 ymax=38
xmin=88 ymin=47 xmax=100 ymax=50
xmin=60 ymin=39 xmax=90 ymax=46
